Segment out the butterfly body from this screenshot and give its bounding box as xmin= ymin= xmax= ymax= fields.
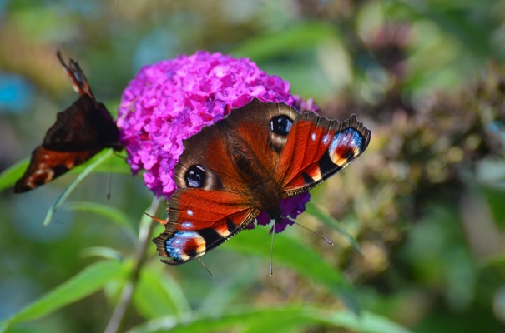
xmin=190 ymin=118 xmax=285 ymax=219
xmin=14 ymin=53 xmax=122 ymax=193
xmin=154 ymin=99 xmax=371 ymax=265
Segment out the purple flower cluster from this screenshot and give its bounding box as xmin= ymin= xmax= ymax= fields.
xmin=117 ymin=51 xmax=319 ymax=232
xmin=252 ymin=192 xmax=312 ymax=233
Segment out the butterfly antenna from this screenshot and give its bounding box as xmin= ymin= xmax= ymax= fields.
xmin=106 ymin=170 xmax=112 ymax=200
xmin=197 ymin=258 xmax=213 ymax=276
xmin=143 ymin=212 xmax=168 ymax=225
xmin=269 ymin=219 xmax=277 ymax=276
xmin=106 ymin=151 xmax=119 ymax=200
xmin=293 ymin=221 xmax=333 ymax=246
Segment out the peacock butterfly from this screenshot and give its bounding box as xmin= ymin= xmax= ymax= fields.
xmin=14 ymin=52 xmax=123 ymax=193
xmin=153 ymin=99 xmax=371 ymax=265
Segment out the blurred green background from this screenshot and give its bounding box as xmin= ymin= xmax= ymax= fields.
xmin=1 ymin=0 xmax=505 ymax=332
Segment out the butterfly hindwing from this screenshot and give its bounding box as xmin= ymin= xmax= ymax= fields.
xmin=173 ymin=99 xmax=298 ymax=193
xmin=153 ymin=189 xmax=258 ymax=264
xmin=14 ymin=146 xmax=100 ymax=193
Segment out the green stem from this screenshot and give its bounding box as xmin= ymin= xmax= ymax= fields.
xmin=104 ymin=197 xmax=160 ymax=333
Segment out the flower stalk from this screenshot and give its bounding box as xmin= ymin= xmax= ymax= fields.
xmin=104 ymin=197 xmax=160 ymax=333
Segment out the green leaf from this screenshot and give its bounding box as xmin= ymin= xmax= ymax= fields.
xmin=387 ymin=1 xmax=496 ymax=58
xmin=418 ymin=9 xmax=493 ymax=58
xmin=0 ymin=158 xmax=29 ymax=192
xmin=65 ymin=201 xmax=137 ymax=238
xmin=222 ymin=230 xmax=359 ymax=313
xmin=127 ymin=306 xmax=411 ymax=333
xmin=80 ymin=152 xmax=131 ymax=174
xmin=305 ymin=201 xmax=361 ymax=253
xmin=2 ymin=260 xmax=127 ymax=329
xmin=42 ymin=149 xmax=114 ymax=226
xmin=133 ymin=265 xmax=190 ymax=319
xmin=198 ymin=261 xmax=260 ymax=313
xmin=232 ymin=22 xmax=340 ymax=62
xmin=0 ymin=324 xmax=54 ymax=333
xmin=81 ymin=246 xmax=125 ymax=261
xmin=482 ymin=254 xmax=505 ymax=268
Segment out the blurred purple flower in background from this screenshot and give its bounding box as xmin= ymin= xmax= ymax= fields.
xmin=117 ymin=51 xmax=319 ymax=232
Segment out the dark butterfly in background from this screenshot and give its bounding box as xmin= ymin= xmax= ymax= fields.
xmin=14 ymin=52 xmax=123 ymax=193
xmin=153 ymin=99 xmax=371 ymax=265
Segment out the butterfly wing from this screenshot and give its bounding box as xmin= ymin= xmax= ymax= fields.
xmin=277 ymin=112 xmax=371 ymax=196
xmin=43 ymin=95 xmax=120 ymax=152
xmin=153 ymin=99 xmax=298 ymax=264
xmin=57 ymin=50 xmax=94 ymax=98
xmin=14 ymin=146 xmax=100 ymax=193
xmin=14 ymin=52 xmax=121 ymax=193
xmin=46 ymin=52 xmax=120 ymax=151
xmin=153 ymin=189 xmax=259 ymax=264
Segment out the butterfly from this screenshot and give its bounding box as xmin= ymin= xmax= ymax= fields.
xmin=14 ymin=52 xmax=123 ymax=193
xmin=153 ymin=98 xmax=371 ymax=265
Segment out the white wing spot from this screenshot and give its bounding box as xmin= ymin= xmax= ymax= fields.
xmin=187 ymin=210 xmax=194 ymax=216
xmin=182 ymin=221 xmax=193 ymax=229
xmin=311 ymin=132 xmax=317 ymax=141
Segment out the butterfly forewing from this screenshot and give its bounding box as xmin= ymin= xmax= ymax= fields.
xmin=57 ymin=50 xmax=93 ymax=98
xmin=43 ymin=96 xmax=119 ymax=152
xmin=279 ymin=113 xmax=371 ymax=196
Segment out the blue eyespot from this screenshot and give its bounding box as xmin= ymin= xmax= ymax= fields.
xmin=330 ymin=128 xmax=362 ymax=154
xmin=165 ymin=231 xmax=198 ymax=259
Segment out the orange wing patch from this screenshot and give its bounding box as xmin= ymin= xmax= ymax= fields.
xmin=14 ymin=147 xmax=99 ymax=193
